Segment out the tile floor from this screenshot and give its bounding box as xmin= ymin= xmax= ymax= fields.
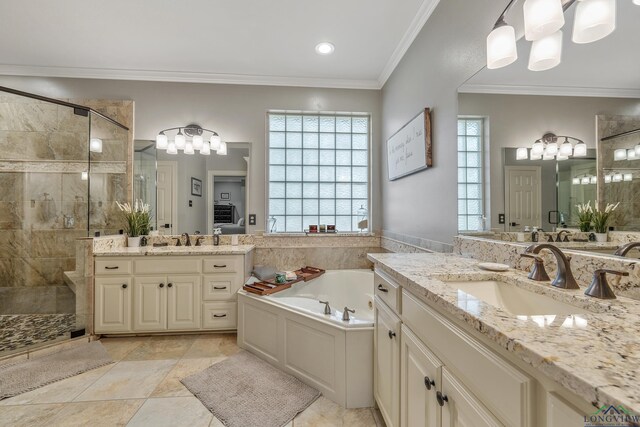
xmin=0 ymin=334 xmax=385 ymax=427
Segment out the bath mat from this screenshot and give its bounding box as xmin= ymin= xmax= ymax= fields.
xmin=181 ymin=351 xmax=321 ymax=427
xmin=0 ymin=341 xmax=113 ymax=399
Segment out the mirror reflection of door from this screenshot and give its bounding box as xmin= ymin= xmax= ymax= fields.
xmin=504 ymin=166 xmax=541 ymax=231
xmin=156 ymin=161 xmax=177 ymax=234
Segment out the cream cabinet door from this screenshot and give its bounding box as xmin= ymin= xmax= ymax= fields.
xmin=401 ymin=326 xmax=441 ymax=427
xmin=441 ymin=368 xmax=502 ymax=427
xmin=167 ymin=275 xmax=201 ymax=330
xmin=133 ymin=276 xmax=167 ymax=331
xmin=95 ymin=277 xmax=131 ymax=333
xmin=374 ymin=297 xmax=401 ymax=427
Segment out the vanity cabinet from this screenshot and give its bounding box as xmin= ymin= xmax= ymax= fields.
xmin=94 ymin=254 xmax=250 ymax=334
xmin=440 ymin=368 xmax=502 ymax=427
xmin=374 ymin=295 xmax=401 ymax=427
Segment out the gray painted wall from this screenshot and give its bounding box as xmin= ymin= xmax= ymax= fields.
xmin=0 ymin=76 xmax=382 ymax=234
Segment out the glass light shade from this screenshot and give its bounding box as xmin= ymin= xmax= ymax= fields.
xmin=530 ymin=153 xmax=542 ymax=160
xmin=572 ymin=177 xmax=581 ymax=185
xmin=542 ymin=152 xmax=556 ymax=160
xmin=200 ymin=141 xmax=211 ymax=155
xmin=81 ymin=171 xmax=89 ymax=181
xmin=184 ymin=141 xmax=195 ymax=155
xmin=624 ymin=173 xmax=633 ymax=182
xmin=636 ymin=144 xmax=640 ymax=156
xmin=89 ymin=138 xmax=103 ymax=153
xmin=217 ymin=141 xmax=228 ymax=156
xmin=589 ymin=176 xmax=597 ymax=184
xmin=528 ymin=30 xmax=563 ymax=71
xmin=581 ymin=177 xmax=590 ymax=185
xmin=210 ymin=135 xmax=221 ymax=151
xmin=516 ymin=147 xmax=529 ymax=160
xmin=545 ymin=141 xmax=559 ymax=155
xmin=572 ymin=0 xmax=616 ymax=44
xmin=175 ymin=132 xmax=186 ymax=150
xmin=559 ymin=140 xmax=573 ymax=156
xmin=604 ymin=174 xmax=612 ymax=183
xmin=156 ymin=133 xmax=168 ymax=150
xmin=531 ymin=141 xmax=545 ymax=155
xmin=614 ymin=148 xmax=628 ymax=161
xmin=523 ymin=0 xmax=565 ymax=41
xmin=627 ymin=149 xmax=637 ymax=160
xmin=613 ymin=172 xmax=623 ymax=182
xmin=635 ymin=0 xmax=640 ymax=5
xmin=487 ymin=25 xmax=518 ymax=69
xmin=167 ymin=142 xmax=178 ymax=155
xmin=556 ymin=154 xmax=568 ymax=161
xmin=192 ymin=135 xmax=204 ymax=150
xmin=573 ymin=142 xmax=587 ymax=157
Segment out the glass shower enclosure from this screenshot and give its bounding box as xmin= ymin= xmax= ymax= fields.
xmin=0 ymin=86 xmax=129 ymax=355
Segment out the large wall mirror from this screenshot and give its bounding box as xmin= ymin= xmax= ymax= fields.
xmin=134 ymin=140 xmax=251 ymax=235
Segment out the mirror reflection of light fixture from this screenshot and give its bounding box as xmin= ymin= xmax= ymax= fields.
xmin=155 ymin=124 xmax=223 ymax=157
xmin=167 ymin=141 xmax=178 ymax=155
xmin=89 ymin=138 xmax=103 ymax=153
xmin=81 ymin=171 xmax=89 ymax=181
xmin=217 ymin=141 xmax=228 ymax=156
xmin=156 ymin=132 xmax=168 ymax=150
xmin=573 ymin=141 xmax=587 ymax=157
xmin=614 ymin=148 xmax=628 ymax=161
xmin=556 ymin=154 xmax=568 ymax=161
xmin=572 ymin=0 xmax=616 ymax=44
xmin=519 ymin=133 xmax=586 ymax=161
xmin=613 ymin=172 xmax=623 ymax=182
xmin=636 ymin=144 xmax=640 ymax=156
xmin=604 ymin=174 xmax=612 ymax=183
xmin=516 ymin=147 xmax=529 ymax=160
xmin=572 ymin=177 xmax=581 ymax=185
xmin=580 ymin=176 xmax=590 ymax=185
xmin=589 ymin=176 xmax=597 ymax=184
xmin=626 ymin=149 xmax=637 ymax=160
xmin=624 ymin=173 xmax=633 ymax=182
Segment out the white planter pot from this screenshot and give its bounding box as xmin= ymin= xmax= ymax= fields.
xmin=127 ymin=236 xmax=142 ymax=247
xmin=594 ymin=232 xmax=608 ymax=243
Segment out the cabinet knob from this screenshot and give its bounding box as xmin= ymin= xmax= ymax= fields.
xmin=388 ymin=330 xmax=396 ymax=339
xmin=424 ymin=376 xmax=435 ymax=390
xmin=436 ymin=391 xmax=448 ymax=407
xmin=167 ymin=283 xmax=173 ymax=288
xmin=159 ymin=283 xmax=164 ymax=288
xmin=377 ymin=284 xmax=388 ymax=293
xmin=121 ymin=284 xmax=128 ymax=289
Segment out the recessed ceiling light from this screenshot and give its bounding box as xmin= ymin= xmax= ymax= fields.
xmin=315 ymin=42 xmax=335 ymax=55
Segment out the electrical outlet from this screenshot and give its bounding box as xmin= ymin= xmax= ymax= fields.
xmin=249 ymin=214 xmax=256 ymax=225
xmin=188 ymin=200 xmax=193 ymax=207
xmin=498 ymin=213 xmax=505 ymax=224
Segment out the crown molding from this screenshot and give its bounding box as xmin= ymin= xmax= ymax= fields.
xmin=0 ymin=64 xmax=381 ymax=90
xmin=458 ymin=83 xmax=640 ymax=99
xmin=377 ymin=0 xmax=441 ymax=88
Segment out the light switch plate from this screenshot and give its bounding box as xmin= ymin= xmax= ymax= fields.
xmin=249 ymin=214 xmax=256 ymax=225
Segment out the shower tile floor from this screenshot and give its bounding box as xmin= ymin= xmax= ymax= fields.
xmin=0 ymin=314 xmax=75 ymax=352
xmin=0 ymin=334 xmax=386 ymax=427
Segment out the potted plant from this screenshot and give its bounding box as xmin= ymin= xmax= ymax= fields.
xmin=592 ymin=202 xmax=620 ymax=243
xmin=576 ymin=201 xmax=593 ymax=232
xmin=116 ymin=199 xmax=151 ymax=247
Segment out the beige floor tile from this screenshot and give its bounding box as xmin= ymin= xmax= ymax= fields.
xmin=209 ymin=416 xmax=225 ymax=427
xmin=371 ymin=407 xmax=386 ymax=427
xmin=100 ymin=336 xmax=149 ymax=361
xmin=46 ymin=399 xmax=144 ymax=427
xmin=74 ymin=360 xmax=176 ymax=401
xmin=123 ymin=335 xmax=197 ymax=361
xmin=182 ymin=333 xmax=239 ymax=359
xmin=126 ymin=397 xmax=212 ymax=427
xmin=293 ymin=397 xmax=376 ymax=427
xmin=0 ymin=403 xmax=65 ymax=427
xmin=0 ymin=364 xmax=113 ymax=405
xmin=151 ymin=357 xmax=223 ymax=398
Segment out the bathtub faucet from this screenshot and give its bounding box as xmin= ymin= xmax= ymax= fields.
xmin=342 ymin=307 xmax=355 ymax=321
xmin=319 ymin=300 xmax=332 ymax=315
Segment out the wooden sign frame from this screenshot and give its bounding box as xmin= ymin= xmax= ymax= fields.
xmin=386 ymin=108 xmax=432 ymax=181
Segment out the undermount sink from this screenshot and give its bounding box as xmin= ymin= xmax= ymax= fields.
xmin=444 ymin=280 xmax=588 ymax=316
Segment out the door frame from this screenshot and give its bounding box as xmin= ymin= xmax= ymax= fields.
xmin=157 ymin=160 xmax=178 ymax=234
xmin=504 ymin=165 xmax=542 ymax=231
xmin=207 ymin=169 xmax=248 ymax=235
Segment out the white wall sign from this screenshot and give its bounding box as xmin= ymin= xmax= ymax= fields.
xmin=386 ymin=108 xmax=432 ymax=181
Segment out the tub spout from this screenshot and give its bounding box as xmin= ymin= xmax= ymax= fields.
xmin=319 ymin=300 xmax=331 ymax=315
xmin=342 ymin=307 xmax=355 ymax=321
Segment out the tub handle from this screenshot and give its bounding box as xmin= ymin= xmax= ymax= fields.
xmin=342 ymin=307 xmax=355 ymax=321
xmin=377 ymin=284 xmax=388 ymax=293
xmin=319 ymin=300 xmax=331 ymax=315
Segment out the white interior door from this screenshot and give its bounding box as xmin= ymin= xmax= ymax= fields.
xmin=157 ymin=161 xmax=177 ymax=234
xmin=504 ymin=166 xmax=541 ymax=231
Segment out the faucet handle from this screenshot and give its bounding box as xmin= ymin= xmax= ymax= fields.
xmin=342 ymin=306 xmax=355 ymax=321
xmin=173 ymin=237 xmax=182 ymax=247
xmin=585 ymin=269 xmax=629 ymax=299
xmin=520 ymin=253 xmax=551 ymax=282
xmin=319 ymin=300 xmax=331 ymax=315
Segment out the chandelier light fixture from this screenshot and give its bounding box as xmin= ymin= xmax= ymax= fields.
xmin=517 ymin=133 xmax=587 ymax=161
xmin=486 ymin=0 xmax=626 ymax=72
xmin=156 ymin=124 xmax=226 ymax=156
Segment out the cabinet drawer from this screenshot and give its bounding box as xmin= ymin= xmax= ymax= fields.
xmin=134 ymin=257 xmax=201 ymax=274
xmin=402 ymin=290 xmax=531 ymax=427
xmin=202 ymin=256 xmax=242 ymax=273
xmin=202 ymin=273 xmax=242 ymax=301
xmin=374 ymin=270 xmax=400 ymax=314
xmin=202 ymin=302 xmax=237 ymax=329
xmin=95 ymin=258 xmax=132 ymax=275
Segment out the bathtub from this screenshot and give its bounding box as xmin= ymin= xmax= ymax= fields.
xmin=237 ymin=269 xmax=374 ymax=408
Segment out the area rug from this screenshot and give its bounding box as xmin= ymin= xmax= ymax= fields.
xmin=0 ymin=341 xmax=113 ymax=399
xmin=181 ymin=350 xmax=321 ymax=427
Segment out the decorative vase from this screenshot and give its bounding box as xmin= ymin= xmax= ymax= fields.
xmin=127 ymin=236 xmax=142 ymax=247
xmin=594 ymin=232 xmax=608 ymax=243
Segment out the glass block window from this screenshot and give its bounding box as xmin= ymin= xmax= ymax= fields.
xmin=457 ymin=118 xmax=484 ymax=231
xmin=268 ymin=113 xmax=370 ymax=232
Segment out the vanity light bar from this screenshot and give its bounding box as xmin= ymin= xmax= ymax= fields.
xmin=156 ymin=124 xmax=225 ymax=156
xmin=519 ymin=134 xmax=586 ymax=161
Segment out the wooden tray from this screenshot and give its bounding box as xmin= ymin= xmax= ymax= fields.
xmin=243 ymin=266 xmax=325 ymax=296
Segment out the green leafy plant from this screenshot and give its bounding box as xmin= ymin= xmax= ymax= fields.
xmin=592 ymin=202 xmax=619 ymax=234
xmin=116 ymin=199 xmax=151 ymax=237
xmin=575 ymin=201 xmax=593 ymax=232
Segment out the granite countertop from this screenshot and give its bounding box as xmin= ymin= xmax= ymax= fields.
xmin=94 ymin=244 xmax=255 ymax=256
xmin=367 ymin=252 xmax=640 ymax=413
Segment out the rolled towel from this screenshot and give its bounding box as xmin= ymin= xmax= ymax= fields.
xmin=252 ymin=265 xmax=277 ymax=281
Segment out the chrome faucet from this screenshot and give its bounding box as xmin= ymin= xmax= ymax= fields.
xmin=614 ymin=242 xmax=640 ymax=257
xmin=524 ymin=244 xmax=580 ymax=289
xmin=181 ymin=233 xmax=191 ymax=247
xmin=319 ymin=300 xmax=331 ymax=315
xmin=584 ymin=269 xmax=629 ymax=299
xmin=342 ymin=307 xmax=355 ymax=321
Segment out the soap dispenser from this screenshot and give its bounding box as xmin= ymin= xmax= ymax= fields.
xmin=531 ymin=226 xmax=539 ymax=242
xmin=213 ymin=228 xmax=221 ymax=246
